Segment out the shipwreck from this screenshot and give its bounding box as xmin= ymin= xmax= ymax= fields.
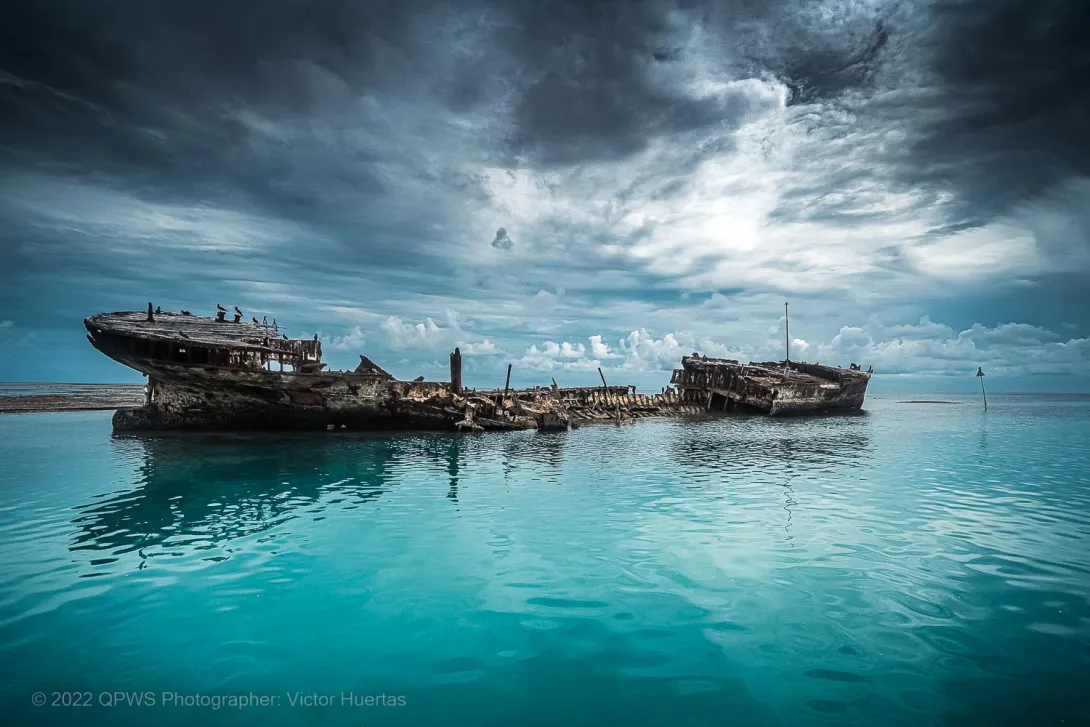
xmin=84 ymin=305 xmax=702 ymax=432
xmin=84 ymin=304 xmax=871 ymax=432
xmin=671 ymin=356 xmax=871 ymax=416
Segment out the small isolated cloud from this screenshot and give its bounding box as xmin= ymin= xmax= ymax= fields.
xmin=887 ymin=316 xmax=956 ymax=340
xmin=491 ymin=227 xmax=513 ymax=250
xmin=616 ymin=329 xmax=693 ymax=371
xmin=382 ymin=316 xmax=444 ymax=350
xmin=0 ymin=319 xmax=34 ymax=347
xmin=458 ymin=340 xmax=501 ymax=356
xmin=589 ymin=335 xmax=617 ymax=359
xmin=517 ymin=340 xmax=600 ymax=372
xmin=330 ymin=325 xmax=366 ymax=351
xmin=379 ymin=309 xmax=498 ymax=355
xmin=517 ymin=330 xmax=730 ymax=374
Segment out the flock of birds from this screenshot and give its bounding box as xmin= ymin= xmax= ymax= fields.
xmin=148 ymin=302 xmax=290 ymax=340
xmin=213 ymin=304 xmax=290 ymax=340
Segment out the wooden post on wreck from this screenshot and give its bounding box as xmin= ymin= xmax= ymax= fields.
xmin=599 ymin=367 xmax=618 ymax=420
xmin=976 ymin=367 xmax=987 ymax=411
xmin=146 ymin=302 xmax=154 ymax=322
xmin=498 ymin=363 xmax=512 ymax=420
xmin=449 ymin=347 xmax=463 ymax=394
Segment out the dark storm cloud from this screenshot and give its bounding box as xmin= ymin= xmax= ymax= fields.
xmin=712 ymin=0 xmax=1090 ymax=262
xmin=905 ymin=0 xmax=1090 ymax=221
xmin=503 ymin=1 xmax=755 ymax=165
xmin=4 ymin=0 xmax=1082 ymax=219
xmin=491 ymin=227 xmax=514 ymax=250
xmin=499 ymin=0 xmax=892 ymax=165
xmin=0 ymin=0 xmax=432 ymax=204
xmin=0 ymin=0 xmax=899 ymax=210
xmin=772 ymin=20 xmax=891 ymax=105
xmin=0 ymin=0 xmax=507 ymax=326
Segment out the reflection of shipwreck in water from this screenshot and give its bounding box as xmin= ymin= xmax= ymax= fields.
xmin=84 ymin=306 xmax=871 ymax=432
xmin=70 ymin=433 xmax=399 ymax=563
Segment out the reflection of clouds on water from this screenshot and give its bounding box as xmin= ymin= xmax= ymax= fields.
xmin=665 ymin=416 xmax=873 ymax=476
xmin=505 ymin=431 xmax=568 ymax=469
xmin=978 ymin=420 xmax=988 ymax=466
xmin=660 ymin=416 xmax=873 ymax=541
xmin=393 ymin=430 xmax=570 ymax=504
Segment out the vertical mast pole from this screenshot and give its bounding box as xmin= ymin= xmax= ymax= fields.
xmin=784 ymin=302 xmax=790 ymax=378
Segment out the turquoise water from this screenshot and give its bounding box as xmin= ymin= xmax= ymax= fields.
xmin=1 ymin=395 xmax=1088 ymax=726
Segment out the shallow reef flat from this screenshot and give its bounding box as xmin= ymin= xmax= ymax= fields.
xmin=0 ymin=383 xmax=144 ymax=413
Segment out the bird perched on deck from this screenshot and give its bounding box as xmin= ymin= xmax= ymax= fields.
xmin=181 ymin=310 xmax=193 ymax=316
xmin=262 ymin=316 xmax=268 ymax=326
xmin=413 ymin=376 xmax=425 ymax=382
xmin=272 ymin=319 xmax=278 ymax=333
xmin=217 ymin=304 xmax=227 ymax=313
xmin=252 ymin=317 xmax=260 ymax=324
xmin=155 ymin=306 xmax=161 ymax=314
xmin=282 ymin=333 xmax=289 ymax=340
xmin=234 ymin=306 xmax=243 ymax=317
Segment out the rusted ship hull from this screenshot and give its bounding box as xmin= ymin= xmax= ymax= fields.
xmin=107 ymin=361 xmax=403 ymax=431
xmin=106 ymin=360 xmax=707 ymax=432
xmin=84 ymin=310 xmax=703 ymax=432
xmin=85 ymin=307 xmax=871 ymax=431
xmin=671 ymin=357 xmax=871 ymax=416
xmin=93 ymin=352 xmax=570 ymax=432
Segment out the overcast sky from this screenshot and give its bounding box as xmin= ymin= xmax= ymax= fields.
xmin=1 ymin=0 xmax=1087 ymax=391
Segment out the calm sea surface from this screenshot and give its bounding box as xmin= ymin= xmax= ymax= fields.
xmin=1 ymin=395 xmax=1088 ymax=726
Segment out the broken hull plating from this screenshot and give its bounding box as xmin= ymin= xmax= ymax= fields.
xmin=674 ymin=357 xmax=872 ymax=416
xmin=99 ymin=356 xmax=686 ymax=432
xmin=105 ymin=356 xmax=445 ymax=432
xmin=768 ymin=377 xmax=870 ymax=416
xmin=702 ymin=381 xmax=869 ymax=416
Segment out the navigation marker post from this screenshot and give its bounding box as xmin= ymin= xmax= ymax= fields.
xmin=976 ymin=366 xmax=987 ymax=411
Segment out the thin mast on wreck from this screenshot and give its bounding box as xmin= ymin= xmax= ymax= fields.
xmin=783 ymin=301 xmax=790 ymax=378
